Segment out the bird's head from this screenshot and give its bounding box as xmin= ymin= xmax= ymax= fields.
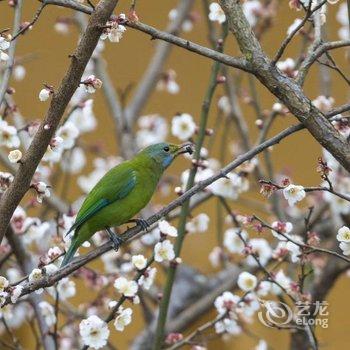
xmin=140 ymin=142 xmax=194 ymax=170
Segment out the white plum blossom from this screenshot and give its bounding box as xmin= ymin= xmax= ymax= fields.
xmin=237 ymin=271 xmax=258 ymax=292
xmin=158 ymin=220 xmax=178 ymax=237
xmin=337 ymin=226 xmax=350 ymax=255
xmin=168 ymin=9 xmax=194 ymax=32
xmin=136 ymin=114 xmax=168 ymax=149
xmin=186 ymin=213 xmax=210 ymax=233
xmin=156 ymin=69 xmax=180 ymax=94
xmin=56 ymin=278 xmax=76 ymax=300
xmin=337 ymin=226 xmax=350 ymax=242
xmin=79 ymin=315 xmax=110 ymax=349
xmin=13 ymin=65 xmax=26 ymax=81
xmin=10 ymin=285 xmax=23 ymax=303
xmin=241 ymin=292 xmax=260 ymax=317
xmin=339 ymin=242 xmax=350 ymax=256
xmin=23 ymin=221 xmax=50 ymax=245
xmin=82 ymin=75 xmax=102 ymax=94
xmin=28 ymin=268 xmax=43 ymax=283
xmin=39 ymin=88 xmax=52 ymax=102
xmin=0 ymin=119 xmax=20 ymax=148
xmin=56 ymin=121 xmax=79 ymax=150
xmin=61 ymin=147 xmax=86 ymax=174
xmin=54 ymin=19 xmax=70 ymax=34
xmin=246 ymin=238 xmax=272 ymax=267
xmin=114 ymin=277 xmax=138 ymax=297
xmin=8 ymin=149 xmax=22 ymax=163
xmin=312 ymin=95 xmax=334 ymax=112
xmin=271 ymin=270 xmax=292 ymax=295
xmin=215 ymin=318 xmax=241 ymax=335
xmin=209 ymin=246 xmax=222 ymax=267
xmin=10 ymin=206 xmax=30 ymax=234
xmin=6 ymin=267 xmax=22 ymax=284
xmin=171 ymin=113 xmax=196 ymax=141
xmin=214 ymin=291 xmax=240 ymax=315
xmin=114 ymin=307 xmax=133 ymax=331
xmin=218 ymin=95 xmax=231 ymax=115
xmin=28 ymin=269 xmax=44 ymax=294
xmin=0 ymin=36 xmax=10 ymax=61
xmin=285 ymin=236 xmax=303 ymax=263
xmin=242 ymin=0 xmax=262 ymax=27
xmin=44 ymin=263 xmax=58 ymax=276
xmin=35 ymin=181 xmax=51 ymax=203
xmin=138 ymin=267 xmax=157 ymax=290
xmin=154 ymin=240 xmax=175 ymax=262
xmin=180 ymin=168 xmax=215 ymax=192
xmin=211 ymin=172 xmax=248 ymax=200
xmin=69 ymin=99 xmax=97 ymax=133
xmin=0 ymin=276 xmax=9 ymax=292
xmin=276 ymin=58 xmax=296 ymax=76
xmin=39 ymin=301 xmax=56 ymax=327
xmin=43 ymin=136 xmax=64 ymax=164
xmin=132 ymin=254 xmax=147 ymax=270
xmin=100 ymin=250 xmax=120 ymax=273
xmin=0 ymin=171 xmax=14 ymax=193
xmin=107 ymin=23 xmax=126 ymax=42
xmin=271 ymin=221 xmax=293 ymax=240
xmin=257 ymin=281 xmax=271 ymax=297
xmin=272 ymin=102 xmax=284 ymax=113
xmin=101 ymin=16 xmax=127 ymax=43
xmin=283 ymin=184 xmax=306 ymax=206
xmin=223 ymin=228 xmax=248 ymax=254
xmin=140 ymin=227 xmax=161 ymax=246
xmin=208 ymin=2 xmax=226 ymax=24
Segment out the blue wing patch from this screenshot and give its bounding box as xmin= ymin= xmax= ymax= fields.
xmin=65 ymin=169 xmax=137 ymax=237
xmin=65 ymin=198 xmax=110 ymax=237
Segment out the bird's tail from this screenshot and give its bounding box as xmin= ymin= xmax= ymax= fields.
xmin=61 ymin=238 xmax=80 ymax=267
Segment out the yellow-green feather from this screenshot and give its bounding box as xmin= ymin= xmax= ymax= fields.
xmin=61 ymin=151 xmax=163 ymax=267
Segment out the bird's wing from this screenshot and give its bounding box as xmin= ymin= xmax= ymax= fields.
xmin=66 ymin=165 xmax=137 ymax=236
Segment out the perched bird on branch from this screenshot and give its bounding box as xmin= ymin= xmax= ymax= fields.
xmin=61 ymin=142 xmax=193 ymax=267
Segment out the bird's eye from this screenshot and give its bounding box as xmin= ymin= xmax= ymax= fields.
xmin=163 ymin=146 xmax=170 ymax=152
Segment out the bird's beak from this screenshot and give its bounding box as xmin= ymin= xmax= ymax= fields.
xmin=174 ymin=142 xmax=194 ymax=157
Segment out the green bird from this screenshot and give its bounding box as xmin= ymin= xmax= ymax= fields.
xmin=61 ymin=142 xmax=193 ymax=267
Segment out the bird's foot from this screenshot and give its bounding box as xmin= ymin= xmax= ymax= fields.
xmin=127 ymin=218 xmax=150 ymax=232
xmin=105 ymin=227 xmax=123 ymax=251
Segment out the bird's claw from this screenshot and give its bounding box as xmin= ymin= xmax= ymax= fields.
xmin=105 ymin=227 xmax=123 ymax=252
